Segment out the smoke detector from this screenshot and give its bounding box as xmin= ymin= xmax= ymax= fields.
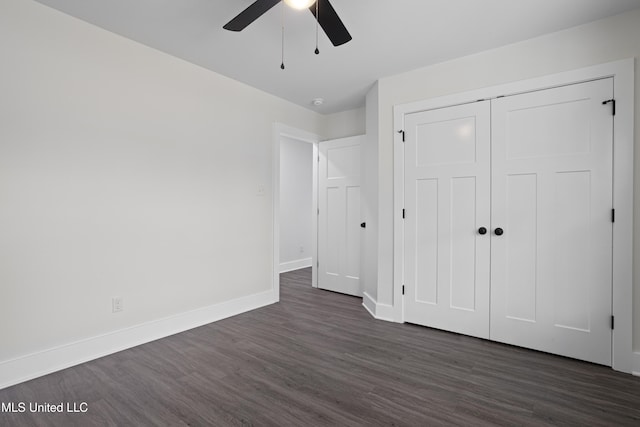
xmin=312 ymin=98 xmax=324 ymax=106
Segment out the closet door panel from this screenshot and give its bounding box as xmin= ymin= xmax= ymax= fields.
xmin=490 ymin=78 xmax=613 ymax=366
xmin=404 ymin=101 xmax=491 ymax=339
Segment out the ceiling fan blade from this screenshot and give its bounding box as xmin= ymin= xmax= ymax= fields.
xmin=309 ymin=0 xmax=352 ymax=46
xmin=223 ymin=0 xmax=281 ymax=32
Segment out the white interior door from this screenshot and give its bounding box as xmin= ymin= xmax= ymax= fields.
xmin=318 ymin=136 xmax=362 ymax=296
xmin=403 ymin=101 xmax=491 ymax=338
xmin=490 ymin=79 xmax=613 ymax=365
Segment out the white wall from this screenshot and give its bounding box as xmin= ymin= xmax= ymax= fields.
xmin=279 ymin=137 xmax=313 ymax=271
xmin=0 ymin=0 xmax=323 ymax=379
xmin=322 ymin=107 xmax=366 ymax=140
xmin=370 ymin=9 xmax=640 ymax=349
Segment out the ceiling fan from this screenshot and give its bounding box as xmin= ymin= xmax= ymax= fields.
xmin=223 ymin=0 xmax=352 ymax=47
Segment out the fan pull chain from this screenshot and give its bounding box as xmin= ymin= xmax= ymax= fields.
xmin=281 ymin=1 xmax=285 ymax=69
xmin=314 ymin=0 xmax=319 ymax=54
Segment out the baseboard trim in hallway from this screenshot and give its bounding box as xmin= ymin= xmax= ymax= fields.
xmin=279 ymin=257 xmax=312 ymax=273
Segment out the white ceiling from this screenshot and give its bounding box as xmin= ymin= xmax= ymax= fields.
xmin=34 ymin=0 xmax=640 ymax=114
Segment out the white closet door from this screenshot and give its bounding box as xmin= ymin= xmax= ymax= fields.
xmin=490 ymin=79 xmax=613 ymax=365
xmin=404 ymin=102 xmax=491 ymax=338
xmin=318 ymin=136 xmax=362 ymax=296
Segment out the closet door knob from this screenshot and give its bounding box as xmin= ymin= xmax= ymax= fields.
xmin=478 ymin=227 xmax=487 ymax=235
xmin=494 ymin=227 xmax=504 ymax=236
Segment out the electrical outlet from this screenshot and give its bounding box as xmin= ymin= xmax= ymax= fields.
xmin=112 ymin=297 xmax=123 ymax=313
xmin=256 ymin=184 xmax=265 ymax=196
xmin=299 ymin=246 xmax=305 ymax=253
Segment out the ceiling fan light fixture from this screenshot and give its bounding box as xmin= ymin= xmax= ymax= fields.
xmin=284 ymin=0 xmax=316 ymax=10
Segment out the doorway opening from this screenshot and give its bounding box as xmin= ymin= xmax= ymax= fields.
xmin=279 ymin=137 xmax=315 ymax=272
xmin=272 ymin=124 xmax=320 ymax=301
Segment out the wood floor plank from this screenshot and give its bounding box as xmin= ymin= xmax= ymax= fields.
xmin=1 ymin=267 xmax=639 ymax=426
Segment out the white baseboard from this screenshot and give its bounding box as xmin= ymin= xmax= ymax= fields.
xmin=362 ymin=292 xmax=377 ymax=318
xmin=633 ymin=352 xmax=640 ymax=377
xmin=279 ymin=257 xmax=312 ymax=273
xmin=0 ymin=289 xmax=277 ymax=390
xmin=362 ymin=292 xmax=397 ymax=322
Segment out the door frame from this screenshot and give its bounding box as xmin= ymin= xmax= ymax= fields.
xmin=272 ymin=123 xmax=320 ymax=302
xmin=392 ymin=58 xmax=634 ymax=373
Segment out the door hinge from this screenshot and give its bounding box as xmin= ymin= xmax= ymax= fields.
xmin=602 ymin=99 xmax=616 ymax=116
xmin=611 ymin=315 xmax=615 ymax=330
xmin=317 ymin=155 xmax=320 ymax=162
xmin=611 ymin=208 xmax=615 ymax=223
xmin=402 ymin=208 xmax=405 ymax=219
xmin=397 ymin=130 xmax=405 ymax=142
xmin=402 ymin=285 xmax=405 ymax=295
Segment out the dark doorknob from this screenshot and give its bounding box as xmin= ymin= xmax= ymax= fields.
xmin=494 ymin=227 xmax=504 ymax=236
xmin=478 ymin=227 xmax=487 ymax=235
xmin=360 ymin=222 xmax=366 ymax=228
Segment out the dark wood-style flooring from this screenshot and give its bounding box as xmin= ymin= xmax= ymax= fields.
xmin=1 ymin=268 xmax=639 ymax=426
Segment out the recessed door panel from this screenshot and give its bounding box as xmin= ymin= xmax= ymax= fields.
xmin=416 ymin=117 xmax=477 ymax=166
xmin=505 ymin=173 xmax=538 ymax=323
xmin=450 ymin=177 xmax=477 ymax=311
xmin=327 ymin=145 xmax=360 ymax=179
xmin=345 ymin=186 xmax=361 ymax=279
xmin=553 ymin=171 xmax=591 ymax=331
xmin=506 ymin=99 xmax=591 ymax=159
xmin=415 ymin=179 xmax=438 ymax=304
xmin=325 ymin=186 xmax=340 ymax=276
